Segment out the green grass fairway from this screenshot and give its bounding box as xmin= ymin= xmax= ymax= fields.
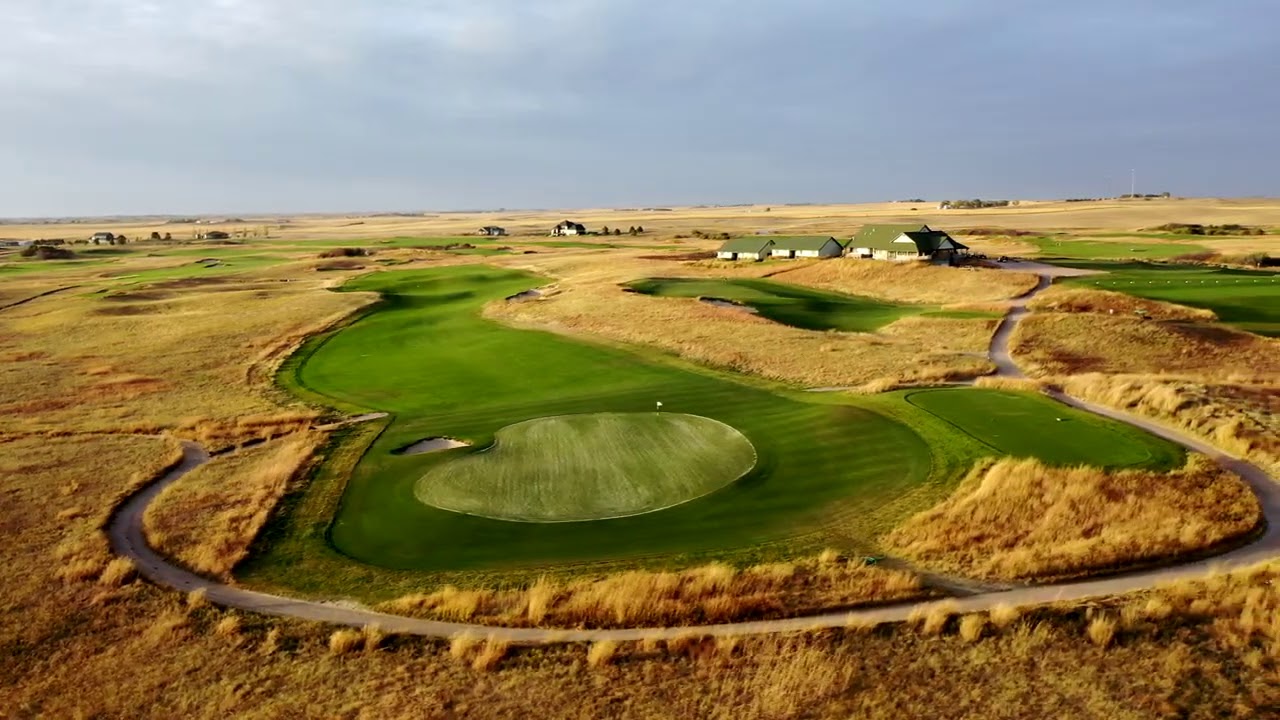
xmin=905 ymin=388 xmax=1183 ymax=469
xmin=625 ymin=277 xmax=989 ymax=331
xmin=416 ymin=413 xmax=756 ymax=522
xmin=1027 ymin=236 xmax=1210 ymax=260
xmin=256 ymin=265 xmax=1184 ymax=585
xmin=1057 ymin=261 xmax=1280 ymax=337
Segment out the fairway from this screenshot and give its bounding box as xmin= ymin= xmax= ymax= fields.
xmin=416 ymin=412 xmax=756 ymax=522
xmin=625 ymin=277 xmax=982 ymax=332
xmin=905 ymin=388 xmax=1183 ymax=469
xmin=1026 ymin=236 xmax=1210 ymax=260
xmin=1057 ymin=260 xmax=1280 ymax=336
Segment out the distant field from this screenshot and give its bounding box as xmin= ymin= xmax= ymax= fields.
xmin=1057 ymin=261 xmax=1280 ymax=336
xmin=904 ymin=388 xmax=1183 ymax=469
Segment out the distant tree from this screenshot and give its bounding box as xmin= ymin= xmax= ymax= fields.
xmin=117 ymin=236 xmax=127 ymax=245
xmin=601 ymin=225 xmax=611 ymax=235
xmin=163 ymin=232 xmax=172 ymax=241
xmin=628 ymin=226 xmax=637 ymax=236
xmin=150 ymin=231 xmax=162 ymax=241
xmin=613 ymin=228 xmax=622 ymax=236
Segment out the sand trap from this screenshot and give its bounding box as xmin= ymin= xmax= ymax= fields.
xmin=699 ymin=296 xmax=759 ymax=314
xmin=397 ymin=437 xmax=470 ymax=455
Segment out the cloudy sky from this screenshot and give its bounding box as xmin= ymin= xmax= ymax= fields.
xmin=2 ymin=1 xmax=1277 ymax=216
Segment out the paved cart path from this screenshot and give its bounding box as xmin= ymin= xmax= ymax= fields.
xmin=106 ymin=275 xmax=1280 ymax=643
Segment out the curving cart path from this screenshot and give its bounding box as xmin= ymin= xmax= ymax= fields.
xmin=106 ymin=273 xmax=1280 ymax=643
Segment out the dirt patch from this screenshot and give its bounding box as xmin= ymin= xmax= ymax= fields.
xmin=102 ymin=290 xmax=177 ymax=302
xmin=395 ymin=437 xmax=471 ymax=455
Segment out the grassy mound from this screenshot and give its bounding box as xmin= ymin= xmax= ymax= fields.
xmin=624 ymin=277 xmax=935 ymax=331
xmin=416 ymin=413 xmax=756 ymax=522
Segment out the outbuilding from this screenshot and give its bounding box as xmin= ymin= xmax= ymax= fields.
xmin=478 ymin=226 xmax=507 ymax=236
xmin=90 ymin=232 xmax=116 ymax=243
xmin=767 ymin=236 xmax=844 ymax=259
xmin=715 ymin=237 xmax=776 ymax=262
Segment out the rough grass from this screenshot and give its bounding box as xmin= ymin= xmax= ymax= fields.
xmin=765 ymin=259 xmax=1040 ymax=304
xmin=1028 ymin=286 xmax=1217 ymax=322
xmin=381 ymin=558 xmax=924 ymax=629
xmin=1058 ymin=374 xmax=1280 ymax=476
xmin=884 ymin=455 xmax=1261 ymax=581
xmin=1011 ymin=312 xmax=1279 ymax=382
xmin=143 ymin=432 xmax=323 ymax=578
xmin=490 ymin=277 xmax=997 ymax=389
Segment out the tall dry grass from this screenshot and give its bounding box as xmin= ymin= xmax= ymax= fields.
xmin=489 ymin=279 xmax=997 ymax=389
xmin=382 ymin=558 xmax=923 ymax=629
xmin=884 ymin=455 xmax=1261 ymax=581
xmin=143 ymin=432 xmax=323 ymax=579
xmin=1011 ymin=313 xmax=1279 ymax=381
xmin=1028 ymin=286 xmax=1217 ymax=322
xmin=769 ymin=259 xmax=1040 ymax=304
xmin=1059 ymin=374 xmax=1280 ymax=476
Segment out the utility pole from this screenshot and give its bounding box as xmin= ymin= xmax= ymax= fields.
xmin=1130 ymin=168 xmax=1136 ymax=198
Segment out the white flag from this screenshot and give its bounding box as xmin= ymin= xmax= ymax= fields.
xmin=656 ymin=401 xmax=663 ymax=409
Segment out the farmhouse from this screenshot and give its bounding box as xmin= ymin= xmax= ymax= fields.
xmin=768 ymin=236 xmax=844 ymax=259
xmin=90 ymin=232 xmax=116 ymax=243
xmin=478 ymin=226 xmax=507 ymax=236
xmin=848 ymin=224 xmax=969 ymax=264
xmin=716 ymin=237 xmax=776 ymax=262
xmin=552 ymin=220 xmax=586 ymax=236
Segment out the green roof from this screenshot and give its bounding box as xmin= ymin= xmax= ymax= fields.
xmin=902 ymin=231 xmax=968 ymax=253
xmin=766 ymin=236 xmax=840 ymax=251
xmin=851 ymin=224 xmax=932 ymax=251
xmin=717 ymin=237 xmax=775 ymax=254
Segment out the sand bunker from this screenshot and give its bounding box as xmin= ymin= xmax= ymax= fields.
xmin=397 ymin=437 xmax=471 ymax=455
xmin=699 ymin=297 xmax=759 ymax=314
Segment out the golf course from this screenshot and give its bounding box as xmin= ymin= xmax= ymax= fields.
xmin=264 ymin=265 xmax=1185 ymax=580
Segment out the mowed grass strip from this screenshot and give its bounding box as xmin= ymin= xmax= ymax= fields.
xmin=904 ymin=388 xmax=1184 ymax=470
xmin=1027 ymin=236 xmax=1211 ymax=260
xmin=416 ymin=413 xmax=756 ymax=522
xmin=1057 ymin=260 xmax=1280 ymax=337
xmin=623 ymin=277 xmax=993 ymax=331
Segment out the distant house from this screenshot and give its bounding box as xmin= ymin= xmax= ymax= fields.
xmin=552 ymin=220 xmax=586 ymax=236
xmin=716 ymin=237 xmax=776 ymax=262
xmin=90 ymin=232 xmax=116 ymax=243
xmin=478 ymin=226 xmax=507 ymax=236
xmin=205 ymin=230 xmax=231 ymax=240
xmin=767 ymin=236 xmax=843 ymax=260
xmin=848 ymin=224 xmax=969 ymax=264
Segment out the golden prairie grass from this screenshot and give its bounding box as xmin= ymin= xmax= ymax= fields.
xmin=958 ymin=614 xmax=988 ymax=642
xmin=972 ymin=376 xmax=1047 ymax=392
xmin=767 ymin=258 xmax=1040 ymax=304
xmin=0 ymin=273 xmax=369 ymax=438
xmin=1011 ymin=312 xmax=1279 ymax=381
xmin=97 ymin=557 xmax=137 ymax=587
xmin=1087 ymin=614 xmax=1118 ymax=648
xmin=328 ymin=629 xmax=363 ymax=656
xmin=587 ymin=639 xmax=619 ymax=668
xmin=884 ymin=455 xmax=1261 ymax=581
xmin=472 ymin=637 xmax=509 ymax=672
xmin=1058 ymin=374 xmax=1280 ymax=475
xmin=1028 ymin=286 xmax=1217 ymax=322
xmin=489 ymin=277 xmax=998 ymax=388
xmin=383 ymin=558 xmax=922 ymax=630
xmin=143 ymin=432 xmax=323 ymax=579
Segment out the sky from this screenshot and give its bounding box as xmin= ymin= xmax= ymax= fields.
xmin=2 ymin=0 xmax=1278 ymax=216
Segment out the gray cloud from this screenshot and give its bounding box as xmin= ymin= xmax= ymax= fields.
xmin=2 ymin=0 xmax=1277 ymax=215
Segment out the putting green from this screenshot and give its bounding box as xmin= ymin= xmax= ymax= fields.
xmin=904 ymin=388 xmax=1183 ymax=469
xmin=416 ymin=413 xmax=756 ymax=522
